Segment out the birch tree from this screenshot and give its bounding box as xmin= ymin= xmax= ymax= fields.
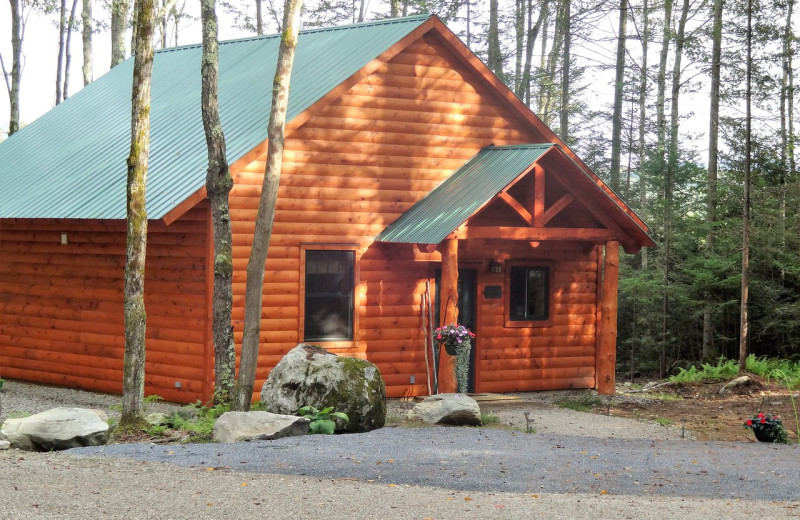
xmin=121 ymin=0 xmax=156 ymax=429
xmin=82 ymin=0 xmax=92 ymax=85
xmin=233 ymin=0 xmax=303 ymax=411
xmin=201 ymin=0 xmax=236 ymax=404
xmin=111 ymin=0 xmax=130 ymax=67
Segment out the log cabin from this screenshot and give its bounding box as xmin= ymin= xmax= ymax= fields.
xmin=0 ymin=15 xmax=653 ymax=403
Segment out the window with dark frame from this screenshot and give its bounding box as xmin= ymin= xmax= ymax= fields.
xmin=304 ymin=250 xmax=354 ymax=341
xmin=508 ymin=266 xmax=549 ymax=321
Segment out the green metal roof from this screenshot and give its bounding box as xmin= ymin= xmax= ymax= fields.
xmin=0 ymin=15 xmax=430 ymax=219
xmin=376 ymin=144 xmax=554 ymax=245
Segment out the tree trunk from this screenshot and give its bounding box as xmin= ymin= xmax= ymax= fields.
xmin=779 ymin=0 xmax=794 ymax=283
xmin=82 ymin=0 xmax=92 ymax=85
xmin=609 ymin=0 xmax=627 ymax=192
xmin=661 ymin=0 xmax=689 ymax=375
xmin=233 ymin=0 xmax=303 ymax=411
xmin=256 ymin=0 xmax=263 ymax=34
xmin=56 ymin=0 xmax=67 ymax=105
xmin=515 ymin=0 xmax=525 ymax=94
xmin=121 ymin=0 xmax=156 ymax=429
xmin=637 ymin=0 xmax=649 ymax=270
xmin=357 ymin=0 xmax=366 ymax=22
xmin=520 ymin=0 xmax=548 ymax=104
xmin=655 ymin=0 xmax=673 ymax=158
xmin=390 ymin=0 xmax=400 ymax=17
xmin=111 ymin=0 xmax=129 ymax=67
xmin=559 ymin=0 xmax=570 ymax=141
xmin=63 ymin=0 xmax=79 ymax=100
xmin=739 ymin=0 xmax=752 ymax=373
xmin=703 ymin=0 xmax=723 ymax=359
xmin=487 ymin=0 xmax=503 ymax=80
xmin=201 ymin=0 xmax=236 ymax=404
xmin=8 ymin=0 xmax=22 ymax=135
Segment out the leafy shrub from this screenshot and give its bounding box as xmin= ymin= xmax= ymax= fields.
xmin=298 ymin=405 xmax=349 ymax=434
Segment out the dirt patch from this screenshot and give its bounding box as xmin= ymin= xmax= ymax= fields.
xmin=593 ymin=379 xmax=799 ymax=442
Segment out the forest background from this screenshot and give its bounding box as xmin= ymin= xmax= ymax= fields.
xmin=1 ymin=0 xmax=797 ymax=378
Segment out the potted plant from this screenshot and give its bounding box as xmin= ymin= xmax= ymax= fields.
xmin=434 ymin=324 xmax=475 ymax=393
xmin=744 ymin=412 xmax=789 ymax=443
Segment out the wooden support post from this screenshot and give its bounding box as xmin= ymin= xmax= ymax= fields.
xmin=596 ymin=241 xmax=620 ymax=395
xmin=438 ymin=238 xmax=459 ymax=393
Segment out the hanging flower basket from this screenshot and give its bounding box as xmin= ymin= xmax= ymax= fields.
xmin=434 ymin=324 xmax=475 ymax=393
xmin=744 ymin=413 xmax=788 ymax=443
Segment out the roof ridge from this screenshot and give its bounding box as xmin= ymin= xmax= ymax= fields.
xmin=154 ymin=14 xmax=433 ymax=55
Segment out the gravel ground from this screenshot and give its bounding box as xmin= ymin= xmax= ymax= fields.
xmin=1 ymin=380 xmax=799 ymax=519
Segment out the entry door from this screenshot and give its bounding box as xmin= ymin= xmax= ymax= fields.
xmin=435 ymin=268 xmax=479 ymax=392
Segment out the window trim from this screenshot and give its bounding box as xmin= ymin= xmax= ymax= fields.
xmin=504 ymin=261 xmax=554 ymax=328
xmin=299 ymin=244 xmax=360 ymax=348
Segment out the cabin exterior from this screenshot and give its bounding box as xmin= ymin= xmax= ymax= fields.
xmin=0 ymin=15 xmax=652 ymax=403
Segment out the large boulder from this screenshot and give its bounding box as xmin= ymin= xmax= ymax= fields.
xmin=261 ymin=344 xmax=386 ymax=433
xmin=406 ymin=393 xmax=482 ymax=426
xmin=1 ymin=407 xmax=109 ymax=451
xmin=213 ymin=411 xmax=310 ymax=443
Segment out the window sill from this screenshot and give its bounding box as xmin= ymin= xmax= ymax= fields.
xmin=504 ymin=318 xmax=553 ymax=328
xmin=304 ymin=340 xmax=355 ymax=350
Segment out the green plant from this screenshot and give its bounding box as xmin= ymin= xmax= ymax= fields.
xmin=144 ymin=394 xmax=163 ymax=403
xmin=654 ymin=417 xmax=673 ymax=426
xmin=434 ymin=323 xmax=475 ymax=393
xmin=0 ymin=377 xmax=5 ymax=390
xmin=556 ymin=394 xmax=602 ymax=412
xmin=480 ymin=412 xmax=499 ymax=426
xmin=298 ymin=405 xmax=349 ymax=434
xmin=744 ymin=412 xmax=790 ymax=444
xmin=767 ymin=369 xmax=800 ymax=444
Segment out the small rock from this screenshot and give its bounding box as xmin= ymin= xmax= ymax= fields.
xmin=406 ymin=393 xmax=482 ymax=426
xmin=0 ymin=440 xmax=10 ymax=450
xmin=213 ymin=411 xmax=310 ymax=443
xmin=719 ymin=375 xmax=755 ymax=395
xmin=146 ymin=413 xmax=169 ymax=426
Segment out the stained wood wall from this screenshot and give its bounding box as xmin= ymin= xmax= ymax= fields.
xmin=0 ymin=203 xmax=210 ymax=403
xmin=462 ymin=242 xmax=598 ymax=393
xmin=229 ymin=33 xmax=553 ymax=398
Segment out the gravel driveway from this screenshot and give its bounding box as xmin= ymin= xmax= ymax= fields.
xmin=1 ymin=380 xmax=799 ymax=519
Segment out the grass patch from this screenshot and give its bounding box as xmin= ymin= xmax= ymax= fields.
xmin=556 ymin=394 xmax=603 ymax=412
xmin=481 ymin=412 xmax=499 ymax=426
xmin=654 ymin=417 xmax=673 ymax=426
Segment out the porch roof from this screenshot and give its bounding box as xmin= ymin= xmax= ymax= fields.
xmin=376 ymin=144 xmax=554 ymax=245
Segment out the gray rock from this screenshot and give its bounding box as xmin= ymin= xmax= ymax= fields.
xmin=0 ymin=440 xmax=9 ymax=450
xmin=0 ymin=407 xmax=109 ymax=451
xmin=719 ymin=375 xmax=755 ymax=395
xmin=213 ymin=411 xmax=310 ymax=443
xmin=406 ymin=393 xmax=482 ymax=426
xmin=261 ymin=344 xmax=386 ymax=433
xmin=146 ymin=413 xmax=169 ymax=426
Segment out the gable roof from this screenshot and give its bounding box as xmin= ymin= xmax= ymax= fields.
xmin=376 ymin=144 xmax=654 ymax=252
xmin=376 ymin=144 xmax=553 ymax=245
xmin=0 ymin=15 xmax=430 ymax=220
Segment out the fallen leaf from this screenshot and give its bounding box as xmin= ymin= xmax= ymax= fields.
xmin=388 ymin=484 xmax=397 ymax=488
xmin=465 ymin=497 xmax=472 ymax=502
xmin=600 ymin=490 xmax=609 ymax=495
xmin=531 ymin=494 xmax=540 ymax=498
xmin=241 ymin=483 xmax=248 ymax=487
xmin=206 ymin=468 xmax=214 ymax=472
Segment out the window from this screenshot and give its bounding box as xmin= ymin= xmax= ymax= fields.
xmin=304 ymin=250 xmax=354 ymax=341
xmin=508 ymin=266 xmax=549 ymax=321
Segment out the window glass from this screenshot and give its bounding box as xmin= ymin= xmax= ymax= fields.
xmin=304 ymin=250 xmax=354 ymax=341
xmin=509 ymin=266 xmax=548 ymax=321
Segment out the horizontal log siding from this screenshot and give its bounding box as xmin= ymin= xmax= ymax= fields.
xmin=229 ymin=37 xmax=541 ymax=398
xmin=462 ymin=243 xmax=599 ymax=393
xmin=0 ymin=205 xmax=209 ymax=403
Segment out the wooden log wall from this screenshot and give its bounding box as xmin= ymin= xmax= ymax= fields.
xmin=0 ymin=203 xmax=209 ymax=403
xmin=462 ymin=242 xmax=599 ymax=393
xmin=229 ymin=34 xmax=543 ymax=398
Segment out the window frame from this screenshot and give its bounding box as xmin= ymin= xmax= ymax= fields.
xmin=299 ymin=244 xmax=360 ymax=348
xmin=504 ymin=261 xmax=553 ymax=328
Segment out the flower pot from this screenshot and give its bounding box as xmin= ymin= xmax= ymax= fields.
xmin=753 ymin=426 xmax=781 ymax=443
xmin=443 ymin=343 xmax=457 ymax=356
